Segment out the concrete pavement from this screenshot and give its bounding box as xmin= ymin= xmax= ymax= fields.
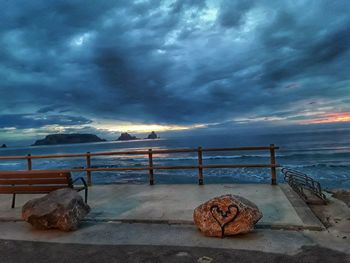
xmin=0 ymin=221 xmax=349 ymax=256
xmin=0 ymin=184 xmax=349 ymax=258
xmin=0 ymin=184 xmax=323 ymax=230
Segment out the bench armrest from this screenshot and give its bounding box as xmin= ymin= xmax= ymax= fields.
xmin=72 ymin=177 xmax=88 ymax=203
xmin=72 ymin=177 xmax=88 ymax=188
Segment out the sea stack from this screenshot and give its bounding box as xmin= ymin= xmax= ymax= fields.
xmin=117 ymin=132 xmax=137 ymax=141
xmin=146 ymin=131 xmax=158 ymax=139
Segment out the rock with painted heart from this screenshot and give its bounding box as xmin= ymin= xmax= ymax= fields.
xmin=193 ymin=194 xmax=263 ymax=237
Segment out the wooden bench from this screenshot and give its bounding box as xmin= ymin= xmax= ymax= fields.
xmin=0 ymin=170 xmax=88 ymax=208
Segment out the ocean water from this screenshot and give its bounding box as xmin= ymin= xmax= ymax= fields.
xmin=0 ymin=131 xmax=349 ymax=189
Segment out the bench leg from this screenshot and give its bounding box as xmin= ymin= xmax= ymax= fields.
xmin=11 ymin=194 xmax=16 ymax=208
xmin=84 ymin=188 xmax=88 ymax=204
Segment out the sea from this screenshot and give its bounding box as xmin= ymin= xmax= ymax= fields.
xmin=0 ymin=131 xmax=349 ymax=189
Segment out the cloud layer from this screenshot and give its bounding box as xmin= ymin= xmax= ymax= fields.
xmin=1 ymin=0 xmax=350 ymax=142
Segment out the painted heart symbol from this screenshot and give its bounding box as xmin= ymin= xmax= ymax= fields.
xmin=210 ymin=204 xmax=239 ymax=237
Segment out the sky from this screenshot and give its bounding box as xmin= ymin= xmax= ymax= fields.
xmin=0 ymin=0 xmax=350 ymax=145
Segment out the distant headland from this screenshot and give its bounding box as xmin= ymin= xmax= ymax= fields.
xmin=31 ymin=131 xmax=160 ymax=146
xmin=32 ymin=134 xmax=106 ymax=146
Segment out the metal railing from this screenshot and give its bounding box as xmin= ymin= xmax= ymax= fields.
xmin=0 ymin=144 xmax=279 ymax=186
xmin=282 ymin=168 xmax=327 ymax=203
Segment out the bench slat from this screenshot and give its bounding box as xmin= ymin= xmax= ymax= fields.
xmin=0 ymin=186 xmax=71 ymax=193
xmin=0 ymin=170 xmax=70 ymax=174
xmin=0 ymin=171 xmax=88 ymax=206
xmin=0 ymin=179 xmax=69 ymax=185
xmin=0 ymin=172 xmax=71 ymax=179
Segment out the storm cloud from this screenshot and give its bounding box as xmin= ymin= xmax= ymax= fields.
xmin=0 ymin=0 xmax=350 ymax=142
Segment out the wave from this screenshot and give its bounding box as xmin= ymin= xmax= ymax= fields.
xmin=283 ymin=163 xmax=350 ymax=169
xmin=97 ymin=152 xmax=350 ymax=162
xmin=74 ymin=152 xmax=350 ymax=165
xmin=0 ymin=162 xmax=21 ymax=166
xmin=277 ymin=151 xmax=350 ymax=159
xmin=82 ymin=160 xmax=350 ymax=170
xmin=112 ymin=154 xmax=272 ymax=162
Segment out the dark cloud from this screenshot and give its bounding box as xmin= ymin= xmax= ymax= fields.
xmin=36 ymin=105 xmax=68 ymax=114
xmin=257 ymin=9 xmax=350 ymax=89
xmin=218 ymin=0 xmax=255 ymax=28
xmin=0 ymin=0 xmax=350 ymax=142
xmin=0 ymin=114 xmax=91 ymax=129
xmin=170 ymin=0 xmax=207 ymax=14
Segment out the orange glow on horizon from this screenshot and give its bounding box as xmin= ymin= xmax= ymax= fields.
xmin=301 ymin=112 xmax=350 ymax=124
xmin=94 ymin=122 xmax=207 ymax=133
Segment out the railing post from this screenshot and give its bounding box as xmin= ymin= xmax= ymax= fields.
xmin=198 ymin=147 xmax=204 ymax=185
xmin=86 ymin=152 xmax=92 ymax=186
xmin=148 ymin=149 xmax=154 ymax=185
xmin=27 ymin=154 xmax=32 ymax=170
xmin=270 ymin=144 xmax=277 ymax=185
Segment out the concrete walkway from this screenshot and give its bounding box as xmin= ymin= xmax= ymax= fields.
xmin=1 ymin=184 xmax=349 ymax=257
xmin=0 ymin=221 xmax=349 ymax=256
xmin=0 ymin=184 xmax=322 ymax=230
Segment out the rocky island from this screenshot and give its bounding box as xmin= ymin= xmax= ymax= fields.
xmin=32 ymin=134 xmax=106 ymax=146
xmin=117 ymin=132 xmax=138 ymax=141
xmin=1 ymin=144 xmax=7 ymax=148
xmin=146 ymin=131 xmax=158 ymax=139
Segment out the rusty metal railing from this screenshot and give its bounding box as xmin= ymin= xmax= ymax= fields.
xmin=0 ymin=144 xmax=279 ymax=186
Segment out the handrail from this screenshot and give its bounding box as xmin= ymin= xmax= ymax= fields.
xmin=0 ymin=146 xmax=279 ymax=160
xmin=0 ymin=144 xmax=279 ymax=186
xmin=281 ymin=168 xmax=327 ymax=203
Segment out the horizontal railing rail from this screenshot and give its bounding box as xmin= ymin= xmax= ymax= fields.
xmin=0 ymin=146 xmax=278 ymax=159
xmin=0 ymin=144 xmax=279 ymax=186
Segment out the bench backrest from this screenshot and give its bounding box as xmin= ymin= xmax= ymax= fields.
xmin=0 ymin=171 xmax=72 ymax=194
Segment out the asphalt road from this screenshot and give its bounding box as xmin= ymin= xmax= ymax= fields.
xmin=0 ymin=239 xmax=349 ymax=263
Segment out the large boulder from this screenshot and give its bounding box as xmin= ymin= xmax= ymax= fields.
xmin=22 ymin=188 xmax=90 ymax=231
xmin=193 ymin=194 xmax=263 ymax=237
